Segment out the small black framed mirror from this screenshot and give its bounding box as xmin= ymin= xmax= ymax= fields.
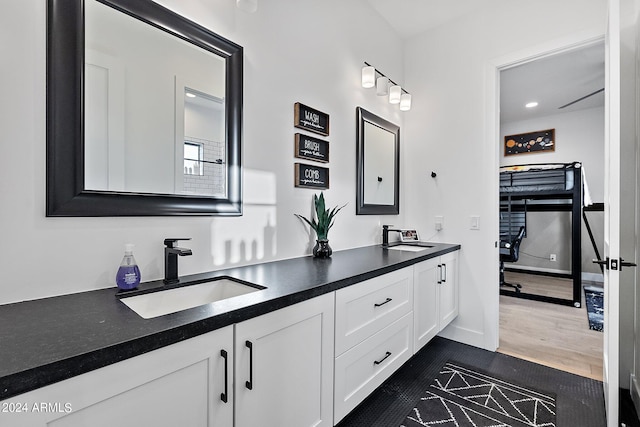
xmin=47 ymin=0 xmax=243 ymax=216
xmin=356 ymin=107 xmax=400 ymax=215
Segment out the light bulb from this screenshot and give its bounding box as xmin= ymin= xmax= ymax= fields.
xmin=400 ymin=93 xmax=412 ymax=111
xmin=361 ymin=66 xmax=375 ymax=88
xmin=376 ymin=77 xmax=389 ymax=96
xmin=389 ymin=85 xmax=401 ymax=104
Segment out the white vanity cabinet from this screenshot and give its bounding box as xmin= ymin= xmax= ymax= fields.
xmin=1 ymin=326 xmax=234 ymax=427
xmin=333 ymin=267 xmax=414 ymax=424
xmin=413 ymin=250 xmax=459 ymax=352
xmin=234 ymin=292 xmax=334 ymax=427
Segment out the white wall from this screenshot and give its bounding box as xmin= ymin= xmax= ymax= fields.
xmin=501 ymin=107 xmax=605 ymax=277
xmin=501 ymin=107 xmax=605 ymax=200
xmin=0 ymin=0 xmax=406 ymax=304
xmin=403 ymin=0 xmax=607 ymax=350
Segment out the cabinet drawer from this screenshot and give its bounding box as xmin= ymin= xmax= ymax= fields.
xmin=335 ymin=267 xmax=413 ymax=355
xmin=334 ymin=312 xmax=413 ymax=424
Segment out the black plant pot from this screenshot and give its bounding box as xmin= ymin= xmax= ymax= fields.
xmin=313 ymin=239 xmax=332 ymax=258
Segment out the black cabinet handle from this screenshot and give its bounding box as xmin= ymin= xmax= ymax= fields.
xmin=437 ymin=264 xmax=442 ymax=284
xmin=374 ymin=297 xmax=392 ymax=307
xmin=442 ymin=263 xmax=447 ymax=283
xmin=220 ymin=349 xmax=228 ymax=403
xmin=373 ymin=351 xmax=392 ymax=365
xmin=245 ymin=341 xmax=253 ymax=390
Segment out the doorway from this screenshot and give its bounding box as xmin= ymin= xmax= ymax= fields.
xmin=496 ymin=41 xmax=605 ymax=380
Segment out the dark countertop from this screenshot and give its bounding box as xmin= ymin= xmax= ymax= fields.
xmin=0 ymin=243 xmax=459 ymax=400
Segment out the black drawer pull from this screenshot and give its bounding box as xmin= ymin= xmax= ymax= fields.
xmin=374 ymin=297 xmax=392 ymax=307
xmin=374 ymin=351 xmax=392 ymax=365
xmin=220 ymin=349 xmax=229 ymax=403
xmin=245 ymin=340 xmax=253 ymax=390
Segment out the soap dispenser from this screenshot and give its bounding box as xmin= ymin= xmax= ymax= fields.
xmin=116 ymin=244 xmax=141 ymax=291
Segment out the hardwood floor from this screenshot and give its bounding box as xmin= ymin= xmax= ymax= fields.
xmin=498 ymin=271 xmax=603 ymax=381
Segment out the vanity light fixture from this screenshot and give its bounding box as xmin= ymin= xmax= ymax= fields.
xmin=525 ymin=101 xmax=539 ymax=108
xmin=389 ymin=85 xmax=401 ymax=104
xmin=361 ymin=66 xmax=376 ymax=88
xmin=362 ymin=62 xmax=411 ymax=111
xmin=399 ymin=93 xmax=412 ymax=111
xmin=376 ymin=76 xmax=389 ymax=96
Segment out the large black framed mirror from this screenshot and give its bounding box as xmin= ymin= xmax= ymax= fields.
xmin=356 ymin=107 xmax=400 ymax=215
xmin=47 ymin=0 xmax=243 ymax=216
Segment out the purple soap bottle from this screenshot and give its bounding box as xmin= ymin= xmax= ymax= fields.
xmin=116 ymin=244 xmax=141 ymax=291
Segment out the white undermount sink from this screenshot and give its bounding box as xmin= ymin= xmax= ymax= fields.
xmin=386 ymin=244 xmax=434 ymax=252
xmin=120 ymin=278 xmax=264 ymax=319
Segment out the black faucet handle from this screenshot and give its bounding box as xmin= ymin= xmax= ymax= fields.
xmin=164 ymin=238 xmax=192 ymax=248
xmin=382 ymin=224 xmax=394 ymax=229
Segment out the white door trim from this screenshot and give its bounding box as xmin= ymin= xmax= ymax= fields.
xmin=484 ymin=29 xmax=605 ymax=351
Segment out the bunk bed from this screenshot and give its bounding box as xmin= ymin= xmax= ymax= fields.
xmin=499 ymin=161 xmax=590 ymax=307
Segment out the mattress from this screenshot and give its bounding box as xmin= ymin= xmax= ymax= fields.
xmin=499 ymin=163 xmax=576 ymax=193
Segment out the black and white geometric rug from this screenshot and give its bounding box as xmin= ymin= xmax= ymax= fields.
xmin=401 ymin=361 xmax=556 ymax=427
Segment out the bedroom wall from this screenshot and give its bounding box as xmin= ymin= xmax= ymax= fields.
xmin=403 ymin=0 xmax=607 ymax=350
xmin=0 ymin=0 xmax=405 ymax=304
xmin=500 ymin=107 xmax=605 ymax=279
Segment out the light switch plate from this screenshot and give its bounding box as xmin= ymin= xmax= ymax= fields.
xmin=435 ymin=216 xmax=443 ymax=231
xmin=470 ymin=215 xmax=480 ymax=230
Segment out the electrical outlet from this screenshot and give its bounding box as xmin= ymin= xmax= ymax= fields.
xmin=550 ymin=254 xmax=557 ymax=262
xmin=434 ymin=216 xmax=443 ymax=231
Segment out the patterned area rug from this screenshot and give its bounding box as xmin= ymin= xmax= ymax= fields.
xmin=401 ymin=361 xmax=556 ymax=427
xmin=584 ymin=286 xmax=604 ymax=332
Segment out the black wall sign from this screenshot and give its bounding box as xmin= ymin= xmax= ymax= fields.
xmin=295 ymin=133 xmax=329 ymax=163
xmin=294 ymin=163 xmax=329 ymax=189
xmin=294 ymin=103 xmax=330 ymax=136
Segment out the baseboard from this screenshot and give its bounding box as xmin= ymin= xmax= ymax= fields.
xmin=631 ymin=374 xmax=640 ymax=419
xmin=505 ymin=266 xmax=604 ymax=284
xmin=582 ymin=272 xmax=604 ymax=284
xmin=506 ymin=265 xmax=571 ymax=276
xmin=438 ymin=324 xmax=488 ymax=350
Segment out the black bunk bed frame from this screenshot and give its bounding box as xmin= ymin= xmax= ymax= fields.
xmin=499 ymin=161 xmax=582 ymax=307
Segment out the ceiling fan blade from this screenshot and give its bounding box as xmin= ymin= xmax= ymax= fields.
xmin=558 ymin=88 xmax=604 ymax=109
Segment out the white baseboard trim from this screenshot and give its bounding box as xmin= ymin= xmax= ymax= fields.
xmin=507 ymin=265 xmax=570 ymax=275
xmin=582 ymin=272 xmax=604 ymax=284
xmin=631 ymin=374 xmax=640 ymax=417
xmin=506 ymin=266 xmax=604 ymax=284
xmin=438 ymin=324 xmax=488 ymax=350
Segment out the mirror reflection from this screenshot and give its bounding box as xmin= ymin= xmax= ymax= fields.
xmin=84 ymin=0 xmax=226 ymax=196
xmin=356 ymin=107 xmax=400 ymax=215
xmin=363 ymin=121 xmax=395 ymax=205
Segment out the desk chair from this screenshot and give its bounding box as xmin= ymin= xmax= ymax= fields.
xmin=500 ymin=226 xmax=525 ymax=292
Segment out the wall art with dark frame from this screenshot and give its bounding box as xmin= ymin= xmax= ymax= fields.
xmin=294 ymin=103 xmax=330 ymax=136
xmin=294 ymin=133 xmax=329 ymax=163
xmin=294 ymin=163 xmax=329 ymax=189
xmin=504 ymin=128 xmax=555 ymax=156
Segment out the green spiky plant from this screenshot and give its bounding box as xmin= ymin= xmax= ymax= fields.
xmin=295 ymin=192 xmax=346 ymax=241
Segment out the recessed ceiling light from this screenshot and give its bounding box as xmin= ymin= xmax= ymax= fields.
xmin=186 ymin=92 xmax=196 ymax=98
xmin=525 ymin=101 xmax=538 ymax=108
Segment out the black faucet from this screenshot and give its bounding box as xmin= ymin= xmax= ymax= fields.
xmin=382 ymin=225 xmax=401 ymax=247
xmin=163 ymin=238 xmax=193 ymax=284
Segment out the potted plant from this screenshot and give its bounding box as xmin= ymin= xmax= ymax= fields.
xmin=295 ymin=192 xmax=346 ymax=258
